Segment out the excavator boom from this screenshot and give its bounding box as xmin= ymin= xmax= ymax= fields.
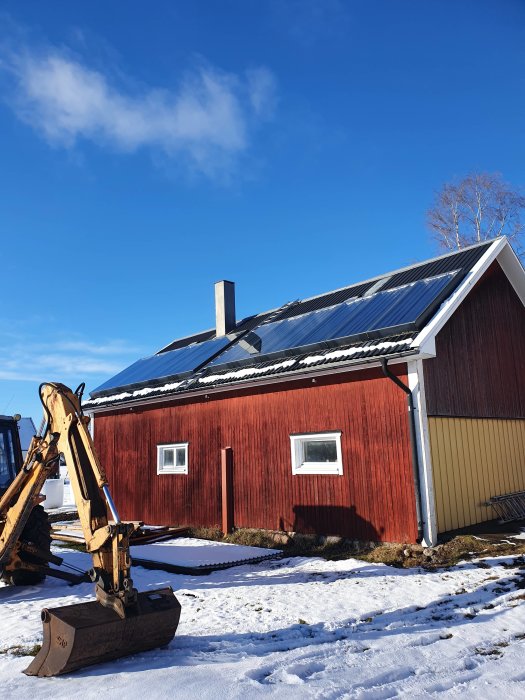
xmin=0 ymin=382 xmax=181 ymax=676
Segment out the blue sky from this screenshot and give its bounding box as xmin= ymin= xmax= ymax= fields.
xmin=0 ymin=0 xmax=524 ymax=421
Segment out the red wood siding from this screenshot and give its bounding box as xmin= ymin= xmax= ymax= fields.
xmin=94 ymin=366 xmax=418 ymax=542
xmin=424 ymin=262 xmax=525 ymax=418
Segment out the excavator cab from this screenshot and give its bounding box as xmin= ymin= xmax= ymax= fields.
xmin=0 ymin=415 xmax=22 ymax=496
xmin=0 ymin=416 xmax=51 ymax=587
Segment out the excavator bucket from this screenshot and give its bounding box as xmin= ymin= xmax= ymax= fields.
xmin=24 ymin=587 xmax=181 ymax=677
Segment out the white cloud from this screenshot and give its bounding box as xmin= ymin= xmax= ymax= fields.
xmin=0 ymin=332 xmax=138 ymax=382
xmin=53 ymin=340 xmax=140 ymax=356
xmin=1 ymin=44 xmax=277 ymax=177
xmin=246 ymin=67 xmax=278 ymax=119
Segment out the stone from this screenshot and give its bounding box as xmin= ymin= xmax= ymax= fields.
xmin=273 ymin=533 xmax=290 ymax=546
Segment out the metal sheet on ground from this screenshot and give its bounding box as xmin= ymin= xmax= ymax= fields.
xmin=131 ymin=538 xmax=281 ymax=571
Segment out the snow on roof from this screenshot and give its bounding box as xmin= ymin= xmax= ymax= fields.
xmin=84 ymin=335 xmax=417 ymax=410
xmin=198 ymin=360 xmax=297 ymax=385
xmin=299 ymin=338 xmax=415 ymax=366
xmin=85 ymin=381 xmax=183 ymax=406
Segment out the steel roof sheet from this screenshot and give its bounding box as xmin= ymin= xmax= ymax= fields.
xmin=88 ymin=240 xmax=497 ymax=403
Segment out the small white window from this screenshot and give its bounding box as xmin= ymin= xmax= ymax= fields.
xmin=290 ymin=432 xmax=343 ymax=475
xmin=157 ymin=443 xmax=189 ymax=475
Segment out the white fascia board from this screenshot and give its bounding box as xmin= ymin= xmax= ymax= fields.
xmin=411 ymin=238 xmax=508 ymax=356
xmin=495 ymin=242 xmax=525 ymax=306
xmin=415 ymin=337 xmax=436 ymax=357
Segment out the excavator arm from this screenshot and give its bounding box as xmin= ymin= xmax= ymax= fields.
xmin=0 ymin=382 xmax=181 ymax=676
xmin=35 ymin=382 xmax=139 ymax=616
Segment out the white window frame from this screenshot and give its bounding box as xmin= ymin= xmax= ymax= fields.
xmin=290 ymin=431 xmax=343 ymax=475
xmin=157 ymin=442 xmax=189 ymax=475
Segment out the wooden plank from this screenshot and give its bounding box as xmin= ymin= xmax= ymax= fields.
xmin=424 ymin=262 xmax=525 ymax=419
xmin=430 ymin=419 xmax=446 ymax=532
xmin=429 ymin=416 xmax=525 ymax=531
xmin=221 ymin=447 xmax=234 ymax=534
xmin=95 ymin=366 xmax=418 ymax=543
xmin=51 ymin=525 xmax=189 ymax=545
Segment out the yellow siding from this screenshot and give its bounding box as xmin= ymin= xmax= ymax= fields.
xmin=429 ymin=417 xmax=525 ymax=532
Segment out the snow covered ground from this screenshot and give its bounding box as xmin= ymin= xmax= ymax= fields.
xmin=2 ymin=544 xmax=525 ymax=699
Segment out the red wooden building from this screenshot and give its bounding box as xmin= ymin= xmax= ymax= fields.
xmin=85 ymin=238 xmax=525 ymax=546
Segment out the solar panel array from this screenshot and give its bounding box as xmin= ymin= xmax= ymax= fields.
xmin=93 ymin=240 xmax=490 ymax=397
xmin=94 ymin=336 xmax=231 ymax=394
xmin=208 ymin=272 xmax=457 ymax=367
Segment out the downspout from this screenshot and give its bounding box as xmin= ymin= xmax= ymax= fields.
xmin=380 ymin=359 xmax=424 ymax=543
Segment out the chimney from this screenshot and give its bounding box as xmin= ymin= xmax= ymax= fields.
xmin=215 ymin=280 xmax=236 ymax=336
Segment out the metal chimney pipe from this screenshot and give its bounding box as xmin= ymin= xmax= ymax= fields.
xmin=215 ymin=280 xmax=236 ymax=336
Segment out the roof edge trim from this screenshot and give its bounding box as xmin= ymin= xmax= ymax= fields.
xmin=291 ymin=238 xmax=495 ymax=305
xmin=84 ymin=349 xmax=422 ymax=414
xmin=410 ymin=237 xmax=510 ymax=353
xmin=495 ymin=242 xmax=525 ymax=307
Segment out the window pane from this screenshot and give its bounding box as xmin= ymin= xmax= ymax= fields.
xmin=303 ymin=439 xmax=337 ymax=463
xmin=6 ymin=431 xmax=15 ymax=468
xmin=0 ymin=429 xmax=16 ymax=489
xmin=0 ymin=434 xmax=10 ymax=489
xmin=163 ymin=448 xmax=175 ymax=467
xmin=175 ymin=447 xmax=186 ymax=467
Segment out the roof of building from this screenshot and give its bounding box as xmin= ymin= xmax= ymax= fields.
xmin=85 ymin=238 xmax=524 ymax=410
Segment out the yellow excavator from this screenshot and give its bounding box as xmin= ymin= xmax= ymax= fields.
xmin=0 ymin=382 xmax=181 ymax=676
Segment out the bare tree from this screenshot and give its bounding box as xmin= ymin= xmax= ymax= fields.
xmin=427 ymin=172 xmax=525 ymax=254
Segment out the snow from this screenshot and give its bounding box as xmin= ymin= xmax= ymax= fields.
xmin=299 ymin=338 xmax=415 ymax=366
xmin=84 ymin=382 xmax=183 ymax=406
xmin=198 ymin=360 xmax=296 ymax=384
xmin=2 ymin=546 xmax=525 ymax=698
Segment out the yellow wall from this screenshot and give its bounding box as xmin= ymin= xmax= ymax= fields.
xmin=429 ymin=417 xmax=525 ymax=533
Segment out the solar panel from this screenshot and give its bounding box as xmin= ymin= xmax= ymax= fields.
xmin=210 ymin=272 xmax=458 ymax=367
xmin=93 ymin=336 xmax=231 ymax=394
